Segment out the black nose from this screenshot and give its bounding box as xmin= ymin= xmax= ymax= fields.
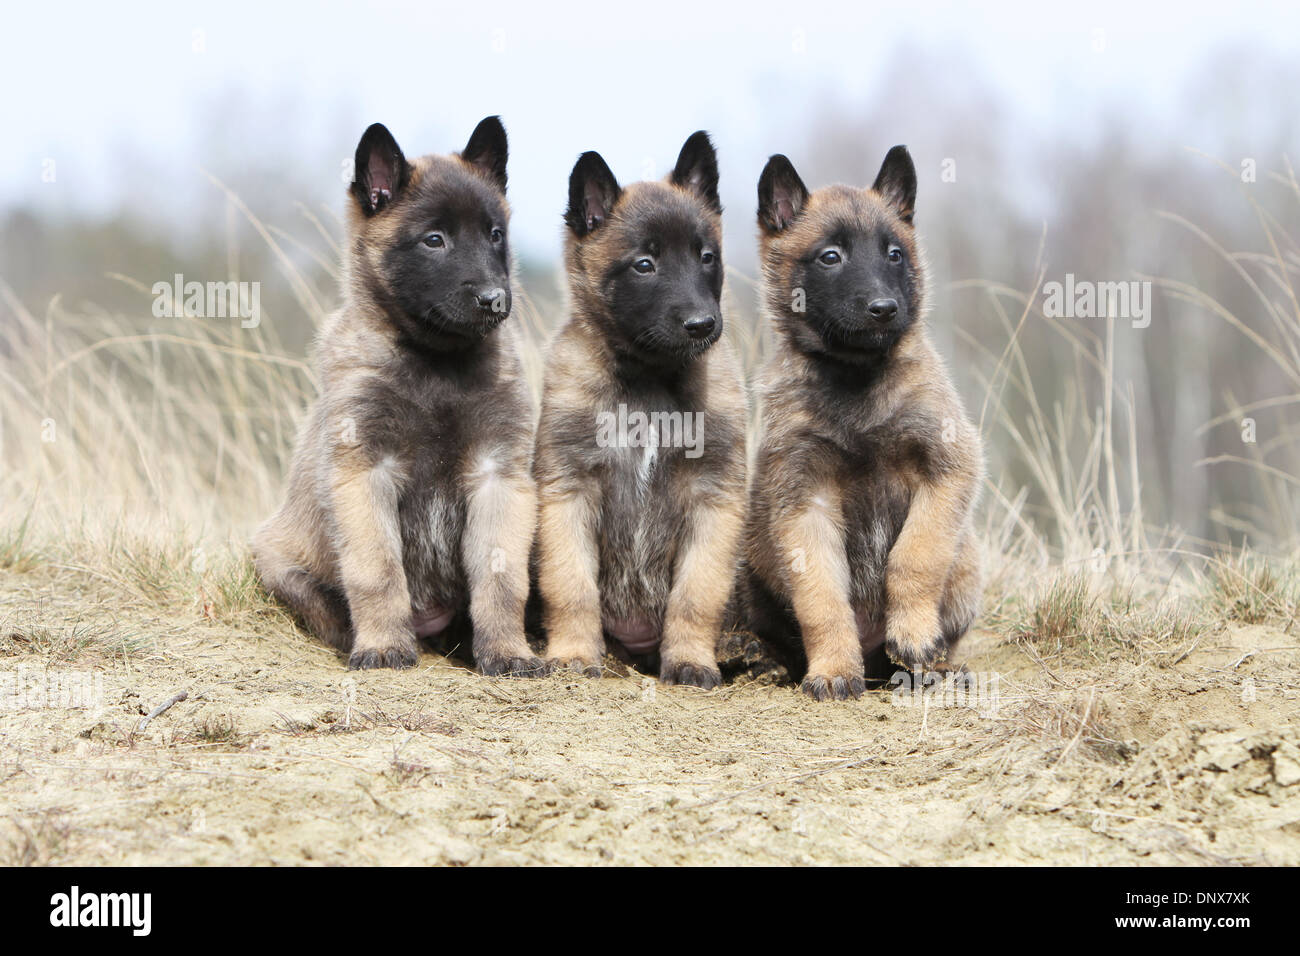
xmin=867 ymin=298 xmax=898 ymax=323
xmin=475 ymin=287 xmax=508 ymax=313
xmin=683 ymin=315 xmax=717 ymax=339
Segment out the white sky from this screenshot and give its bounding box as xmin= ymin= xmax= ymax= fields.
xmin=3 ymin=0 xmax=1298 ymax=260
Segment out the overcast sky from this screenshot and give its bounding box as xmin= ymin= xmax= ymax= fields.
xmin=4 ymin=0 xmax=1299 ymax=261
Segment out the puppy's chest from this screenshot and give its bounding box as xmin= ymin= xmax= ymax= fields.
xmin=372 ymin=399 xmax=468 ymax=499
xmin=356 ymin=374 xmax=478 ymax=598
xmin=831 ymin=418 xmax=919 ymax=597
xmin=593 ymin=395 xmax=699 ymax=526
xmin=591 ymin=394 xmax=700 ymax=605
xmin=839 ymin=421 xmax=917 ymax=498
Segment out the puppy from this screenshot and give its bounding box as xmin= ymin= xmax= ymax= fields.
xmin=533 ymin=132 xmax=748 ymax=688
xmin=253 ymin=117 xmax=542 ymax=675
xmin=745 ymin=145 xmax=983 ymax=700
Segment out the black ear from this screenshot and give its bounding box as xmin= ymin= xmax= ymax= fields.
xmin=670 ymin=130 xmax=721 ymax=213
xmin=564 ymin=151 xmax=622 ymax=237
xmin=351 ymin=123 xmax=409 ymax=216
xmin=757 ymin=154 xmax=809 ymax=233
xmin=872 ymin=145 xmax=917 ymax=224
xmin=461 ymin=115 xmax=509 ymax=192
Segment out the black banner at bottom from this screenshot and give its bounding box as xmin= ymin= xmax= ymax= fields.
xmin=0 ymin=866 xmax=1276 ymax=941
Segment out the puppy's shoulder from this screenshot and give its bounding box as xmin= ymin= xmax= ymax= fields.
xmin=316 ymin=305 xmax=399 ymax=390
xmin=703 ymin=334 xmax=747 ymax=418
xmin=540 ymin=317 xmax=610 ymax=404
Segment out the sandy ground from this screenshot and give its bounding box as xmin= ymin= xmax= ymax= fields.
xmin=2 ymin=561 xmax=1299 ymax=866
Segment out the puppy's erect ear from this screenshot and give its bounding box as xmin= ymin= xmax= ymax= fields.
xmin=564 ymin=151 xmax=622 ymax=238
xmin=352 ymin=123 xmax=410 ymax=216
xmin=461 ymin=115 xmax=509 ymax=192
xmin=757 ymin=154 xmax=809 ymax=234
xmin=670 ymin=130 xmax=721 ymax=214
xmin=872 ymin=145 xmax=917 ymax=225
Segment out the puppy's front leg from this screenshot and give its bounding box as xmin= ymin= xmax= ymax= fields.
xmin=884 ymin=478 xmax=975 ymax=670
xmin=537 ymin=483 xmax=604 ymax=676
xmin=774 ymin=486 xmax=864 ymax=700
xmin=463 ymin=454 xmax=544 ymax=677
xmin=660 ymin=499 xmax=744 ymax=689
xmin=329 ymin=453 xmax=417 ymax=670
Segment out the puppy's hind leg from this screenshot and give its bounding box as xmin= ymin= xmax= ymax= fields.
xmin=252 ymin=531 xmax=353 ymax=651
xmin=738 ymin=567 xmax=805 ymax=682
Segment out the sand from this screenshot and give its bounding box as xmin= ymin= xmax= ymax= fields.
xmin=2 ymin=562 xmax=1298 ymax=865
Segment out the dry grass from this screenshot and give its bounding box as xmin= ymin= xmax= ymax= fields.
xmin=1005 ymin=571 xmax=1204 ymax=668
xmin=1156 ymin=155 xmax=1300 ymax=544
xmin=999 ymin=690 xmax=1133 ymax=766
xmin=192 ymin=715 xmax=245 ymax=746
xmin=2 ymin=161 xmax=1296 ymax=583
xmin=1195 ymin=547 xmax=1300 ymax=630
xmin=0 ymin=812 xmax=73 ymax=867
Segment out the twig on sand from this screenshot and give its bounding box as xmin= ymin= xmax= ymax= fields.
xmin=136 ymin=691 xmax=189 ymax=733
xmin=1050 ymin=689 xmax=1095 ymax=771
xmin=1229 ymin=646 xmax=1300 ymax=669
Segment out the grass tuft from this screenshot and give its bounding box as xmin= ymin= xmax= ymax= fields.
xmin=1197 ymin=548 xmax=1299 ymax=630
xmin=193 ymin=715 xmax=245 ymax=746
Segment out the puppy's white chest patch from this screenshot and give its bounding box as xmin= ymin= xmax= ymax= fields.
xmin=635 ymin=423 xmax=661 ymax=493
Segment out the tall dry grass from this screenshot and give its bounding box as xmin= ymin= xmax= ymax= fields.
xmin=1 ymin=159 xmax=1297 ymax=638
xmin=946 ymin=156 xmax=1300 ymax=634
xmin=1156 ymin=154 xmax=1300 ymax=545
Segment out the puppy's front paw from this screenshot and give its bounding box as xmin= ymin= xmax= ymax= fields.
xmin=660 ymin=659 xmax=722 ymax=690
xmin=348 ymin=642 xmax=418 ymax=671
xmin=478 ymin=651 xmax=547 ymax=678
xmin=800 ymin=670 xmax=866 ymax=701
xmin=545 ymin=656 xmax=603 ymax=679
xmin=884 ymin=604 xmax=948 ymax=671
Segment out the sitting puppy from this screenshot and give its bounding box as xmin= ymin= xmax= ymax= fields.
xmin=745 ymin=146 xmax=984 ymax=700
xmin=533 ymin=132 xmax=748 ymax=688
xmin=253 ymin=117 xmax=542 ymax=675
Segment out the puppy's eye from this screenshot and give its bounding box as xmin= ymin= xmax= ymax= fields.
xmin=888 ymin=246 xmax=903 ymax=263
xmin=490 ymin=228 xmax=504 ymax=244
xmin=632 ymin=258 xmax=656 ymax=275
xmin=818 ymin=248 xmax=842 ymax=266
xmin=700 ymin=250 xmax=716 ymax=266
xmin=422 ymin=233 xmax=445 ymax=249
